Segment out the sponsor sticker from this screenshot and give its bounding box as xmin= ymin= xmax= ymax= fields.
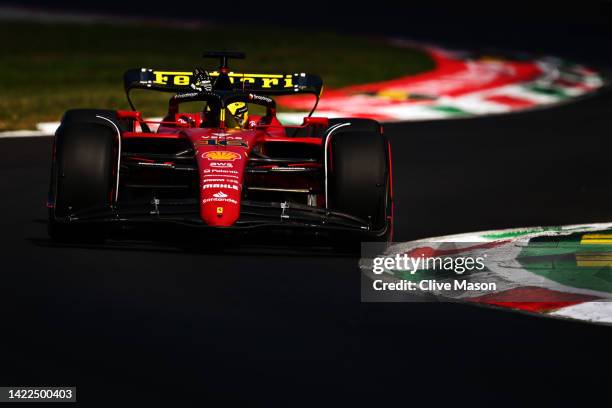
xmin=202 ymin=197 xmax=238 ymax=205
xmin=195 ymin=137 xmax=247 ymax=148
xmin=151 ymin=70 xmax=294 ymax=89
xmin=202 ymin=168 xmax=239 ymax=177
xmin=203 ymin=134 xmax=243 ymax=139
xmin=210 ymin=162 xmax=234 ymax=169
xmin=173 ymin=92 xmax=201 ymax=99
xmin=248 ymin=93 xmax=274 ymax=104
xmin=210 ymin=162 xmax=234 ymax=168
xmin=152 ymin=70 xmax=192 ymax=86
xmin=201 ymin=178 xmax=227 ymax=182
xmin=202 ymin=151 xmax=241 ymax=161
xmin=204 ymin=139 xmax=248 ymax=147
xmin=202 ymin=183 xmax=240 ymax=191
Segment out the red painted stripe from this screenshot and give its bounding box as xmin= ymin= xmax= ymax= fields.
xmin=467 ymin=286 xmax=601 ymax=313
xmin=485 ymin=95 xmax=536 ymax=108
xmin=277 ymin=47 xmax=543 ymax=112
xmin=405 ymin=240 xmax=510 ymax=258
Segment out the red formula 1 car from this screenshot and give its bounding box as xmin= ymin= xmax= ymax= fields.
xmin=48 ymin=52 xmax=393 ymax=243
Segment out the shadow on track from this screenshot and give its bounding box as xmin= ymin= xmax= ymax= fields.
xmin=388 ymin=86 xmax=612 ymax=241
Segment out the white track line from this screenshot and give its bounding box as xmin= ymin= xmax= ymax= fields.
xmin=0 ymin=121 xmax=58 ymax=138
xmin=550 ymin=302 xmax=612 ymax=324
xmin=0 ymin=130 xmax=51 ymax=138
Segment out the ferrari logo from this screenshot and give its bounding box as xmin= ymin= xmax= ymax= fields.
xmin=152 ymin=71 xmax=192 ymax=86
xmin=151 ymin=70 xmax=294 ymax=89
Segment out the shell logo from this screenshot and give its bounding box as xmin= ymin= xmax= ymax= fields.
xmin=202 ymin=151 xmax=241 ymax=161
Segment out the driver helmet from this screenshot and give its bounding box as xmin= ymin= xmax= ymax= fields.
xmin=226 ymin=102 xmax=249 ymax=128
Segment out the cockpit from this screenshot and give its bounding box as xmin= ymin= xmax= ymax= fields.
xmin=162 ymin=91 xmax=277 ymax=130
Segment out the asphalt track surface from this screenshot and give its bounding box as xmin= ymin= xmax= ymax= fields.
xmin=1 ymin=88 xmax=612 ymax=406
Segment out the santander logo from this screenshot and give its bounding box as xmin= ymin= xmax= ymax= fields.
xmin=213 ymin=191 xmax=228 ymax=198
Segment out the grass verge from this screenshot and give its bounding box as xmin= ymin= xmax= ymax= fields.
xmin=0 ymin=22 xmax=434 ymax=130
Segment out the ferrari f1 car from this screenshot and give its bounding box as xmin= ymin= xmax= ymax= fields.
xmin=48 ymin=52 xmax=393 ymax=243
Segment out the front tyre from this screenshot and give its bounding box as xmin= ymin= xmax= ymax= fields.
xmin=49 ymin=111 xmax=119 ymax=241
xmin=326 ymin=122 xmax=392 ymax=245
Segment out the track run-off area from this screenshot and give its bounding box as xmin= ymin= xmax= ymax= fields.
xmin=1 ymin=85 xmax=612 ymax=405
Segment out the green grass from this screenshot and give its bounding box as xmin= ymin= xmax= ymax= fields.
xmin=0 ymin=22 xmax=434 ymax=130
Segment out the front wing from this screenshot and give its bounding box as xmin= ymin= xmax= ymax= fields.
xmin=52 ymin=199 xmax=390 ymax=239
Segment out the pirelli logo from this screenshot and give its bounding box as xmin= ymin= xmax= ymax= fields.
xmin=151 ymin=70 xmax=295 ymax=88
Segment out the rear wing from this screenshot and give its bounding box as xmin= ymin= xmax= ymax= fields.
xmin=123 ymin=68 xmax=323 ymax=110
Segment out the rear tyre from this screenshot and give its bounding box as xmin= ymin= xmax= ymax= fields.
xmin=49 ymin=111 xmax=119 ymax=241
xmin=326 ymin=122 xmax=392 ymax=248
